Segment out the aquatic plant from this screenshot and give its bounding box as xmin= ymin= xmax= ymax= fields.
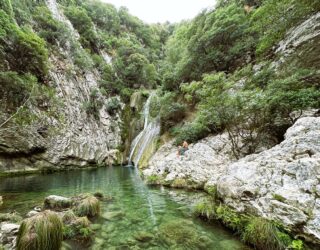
xmin=146 ymin=174 xmax=161 ymax=185
xmin=16 ymin=211 xmax=63 ymax=250
xmin=193 ymin=201 xmax=216 ymax=221
xmin=215 ymin=204 xmax=247 ymax=232
xmin=158 ymin=219 xmax=210 ymax=249
xmin=193 ymin=200 xmax=305 ymax=250
xmin=242 ymin=217 xmax=287 ymax=250
xmin=74 ymin=196 xmax=100 ymax=217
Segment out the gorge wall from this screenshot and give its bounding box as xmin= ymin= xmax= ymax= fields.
xmin=0 ymin=0 xmax=124 ymax=174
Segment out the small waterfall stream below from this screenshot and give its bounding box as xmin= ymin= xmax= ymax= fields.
xmin=129 ymin=93 xmax=160 ymax=167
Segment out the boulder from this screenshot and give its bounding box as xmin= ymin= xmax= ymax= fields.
xmin=143 ymin=133 xmax=236 ymax=188
xmin=44 ymin=195 xmax=72 ymax=210
xmin=0 ymin=223 xmax=20 ymax=250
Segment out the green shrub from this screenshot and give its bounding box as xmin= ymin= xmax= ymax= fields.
xmin=157 ymin=92 xmax=187 ymax=132
xmin=0 ymin=10 xmax=48 ymax=78
xmin=83 ymin=88 xmax=103 ymax=119
xmin=33 ymin=6 xmax=69 ymax=45
xmin=0 ymin=0 xmax=13 ymax=16
xmin=16 ymin=211 xmax=63 ymax=250
xmin=64 ymin=5 xmax=100 ymax=53
xmin=173 ymin=121 xmax=210 ymax=146
xmin=106 ymin=97 xmax=121 ymax=116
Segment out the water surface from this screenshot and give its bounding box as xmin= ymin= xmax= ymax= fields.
xmin=0 ymin=167 xmax=250 ymax=249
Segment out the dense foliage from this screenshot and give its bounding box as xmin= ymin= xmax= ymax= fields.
xmin=0 ymin=0 xmax=319 ymax=157
xmin=157 ymin=0 xmax=320 ymax=153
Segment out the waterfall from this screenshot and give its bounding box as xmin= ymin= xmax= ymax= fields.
xmin=129 ymin=93 xmax=160 ymax=168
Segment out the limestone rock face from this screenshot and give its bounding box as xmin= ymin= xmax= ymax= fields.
xmin=144 ymin=117 xmax=320 ymax=244
xmin=0 ymin=0 xmax=123 ymax=174
xmin=216 ymin=117 xmax=320 ymax=244
xmin=143 ymin=133 xmax=236 ymax=188
xmin=274 ymin=12 xmax=320 ymax=69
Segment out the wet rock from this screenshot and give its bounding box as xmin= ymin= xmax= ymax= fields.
xmin=0 ymin=223 xmax=20 ymax=250
xmin=133 ymin=231 xmax=153 ymax=242
xmin=44 ymin=195 xmax=72 ymax=210
xmin=26 ymin=211 xmax=39 ymax=218
xmin=102 ymin=211 xmax=125 ymax=221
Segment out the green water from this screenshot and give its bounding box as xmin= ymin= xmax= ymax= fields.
xmin=0 ymin=167 xmax=250 ymax=249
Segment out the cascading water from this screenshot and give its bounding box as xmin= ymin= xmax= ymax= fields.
xmin=129 ymin=93 xmax=160 ymax=168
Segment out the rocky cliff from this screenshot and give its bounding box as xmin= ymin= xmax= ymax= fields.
xmin=143 ymin=115 xmax=320 ymax=244
xmin=0 ymin=0 xmax=122 ymax=175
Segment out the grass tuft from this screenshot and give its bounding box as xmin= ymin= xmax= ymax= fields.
xmin=74 ymin=196 xmax=100 ymax=217
xmin=16 ymin=210 xmax=63 ymax=250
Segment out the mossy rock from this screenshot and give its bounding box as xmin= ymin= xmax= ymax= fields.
xmin=63 ymin=216 xmax=93 ymax=244
xmin=158 ymin=219 xmax=210 ymax=249
xmin=16 ymin=210 xmax=63 ymax=250
xmin=44 ymin=195 xmax=72 ymax=210
xmin=102 ymin=211 xmax=125 ymax=221
xmin=133 ymin=231 xmax=154 ymax=242
xmin=90 ymin=224 xmax=102 ymax=231
xmin=171 ymin=178 xmax=188 ymax=188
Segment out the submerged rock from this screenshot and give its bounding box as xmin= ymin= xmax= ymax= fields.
xmin=102 ymin=211 xmax=125 ymax=221
xmin=158 ymin=219 xmax=211 ymax=249
xmin=133 ymin=231 xmax=153 ymax=242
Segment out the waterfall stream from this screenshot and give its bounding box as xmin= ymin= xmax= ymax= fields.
xmin=129 ymin=93 xmax=160 ymax=167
